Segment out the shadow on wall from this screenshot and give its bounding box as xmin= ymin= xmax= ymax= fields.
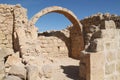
xmin=61 ymin=65 xmax=79 ymax=80
xmin=38 ymin=30 xmax=72 ymax=57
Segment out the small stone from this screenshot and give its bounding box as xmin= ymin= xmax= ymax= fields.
xmin=27 ymin=65 xmax=39 ymax=80
xmin=8 ymin=65 xmax=26 ymax=80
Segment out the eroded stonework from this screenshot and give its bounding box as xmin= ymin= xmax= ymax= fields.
xmin=0 ymin=4 xmax=120 ymax=80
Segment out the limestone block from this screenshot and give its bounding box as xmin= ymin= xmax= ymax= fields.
xmin=116 ymin=61 xmax=120 ymax=73
xmin=0 ymin=61 xmax=5 ymax=80
xmin=27 ymin=65 xmax=39 ymax=80
xmin=96 ymin=39 xmax=104 ymax=51
xmin=6 ymin=35 xmax=12 ymax=40
xmin=0 ymin=48 xmax=8 ymax=61
xmin=101 ymin=20 xmax=116 ymax=29
xmin=5 ymin=43 xmax=12 ymax=48
xmin=16 ymin=27 xmax=26 ymax=46
xmin=115 ymin=74 xmax=120 ymax=80
xmin=2 ymin=39 xmax=8 ymax=44
xmin=80 ymin=52 xmax=105 ymax=80
xmin=53 ymin=47 xmax=58 ymax=53
xmin=42 ymin=65 xmax=53 ymax=78
xmin=4 ymin=75 xmax=22 ymax=80
xmin=110 ymin=41 xmax=119 ymax=49
xmin=5 ymin=53 xmax=23 ymax=67
xmin=117 ymin=50 xmax=120 ymax=59
xmin=8 ymin=65 xmax=26 ymax=80
xmin=105 ymin=63 xmax=115 ymax=75
xmin=0 ymin=40 xmax=2 ymax=44
xmin=106 ymin=50 xmax=116 ymax=62
xmin=105 ymin=20 xmax=116 ymax=29
xmin=101 ymin=29 xmax=116 ymax=39
xmin=0 ymin=34 xmax=5 ymax=40
xmin=41 ymin=40 xmax=48 ymax=44
xmin=105 ymin=76 xmax=114 ymax=80
xmin=0 ymin=73 xmax=5 ymax=80
xmin=90 ymin=53 xmax=105 ymax=80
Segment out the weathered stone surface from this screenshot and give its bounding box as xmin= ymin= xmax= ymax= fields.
xmin=0 ymin=61 xmax=5 ymax=80
xmin=103 ymin=20 xmax=116 ymax=29
xmin=42 ymin=65 xmax=53 ymax=78
xmin=8 ymin=65 xmax=26 ymax=80
xmin=115 ymin=74 xmax=120 ymax=80
xmin=5 ymin=52 xmax=23 ymax=67
xmin=116 ymin=61 xmax=120 ymax=73
xmin=1 ymin=4 xmax=120 ymax=80
xmin=4 ymin=75 xmax=22 ymax=80
xmin=105 ymin=63 xmax=115 ymax=75
xmin=106 ymin=51 xmax=116 ymax=62
xmin=105 ymin=75 xmax=115 ymax=80
xmin=0 ymin=48 xmax=8 ymax=61
xmin=27 ymin=65 xmax=39 ymax=80
xmin=80 ymin=52 xmax=105 ymax=80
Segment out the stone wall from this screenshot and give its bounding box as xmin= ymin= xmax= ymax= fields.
xmin=81 ymin=13 xmax=120 ymax=48
xmin=38 ymin=29 xmax=70 ymax=57
xmin=37 ymin=25 xmax=84 ymax=59
xmin=79 ymin=14 xmax=120 ymax=80
xmin=0 ymin=4 xmax=120 ymax=80
xmin=0 ymin=4 xmax=14 ymax=52
xmin=103 ymin=29 xmax=120 ymax=80
xmin=0 ymin=6 xmax=28 ymax=79
xmin=0 ymin=4 xmax=28 ymax=54
xmin=80 ymin=29 xmax=120 ymax=80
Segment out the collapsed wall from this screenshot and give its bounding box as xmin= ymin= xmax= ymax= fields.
xmin=80 ymin=13 xmax=120 ymax=80
xmin=0 ymin=4 xmax=83 ymax=80
xmin=0 ymin=4 xmax=29 ymax=54
xmin=0 ymin=4 xmax=40 ymax=80
xmin=0 ymin=4 xmax=29 ymax=80
xmin=0 ymin=4 xmax=14 ymax=53
xmin=0 ymin=4 xmax=120 ymax=80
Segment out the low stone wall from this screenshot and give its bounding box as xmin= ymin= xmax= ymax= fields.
xmin=38 ymin=29 xmax=71 ymax=57
xmin=79 ymin=20 xmax=120 ymax=80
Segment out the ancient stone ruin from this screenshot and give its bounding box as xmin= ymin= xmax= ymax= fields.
xmin=0 ymin=4 xmax=120 ymax=80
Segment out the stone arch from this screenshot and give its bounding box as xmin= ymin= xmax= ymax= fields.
xmin=29 ymin=6 xmax=84 ymax=59
xmin=29 ymin=6 xmax=82 ymax=31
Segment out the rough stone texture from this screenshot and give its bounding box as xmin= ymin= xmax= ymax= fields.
xmin=69 ymin=25 xmax=84 ymax=59
xmin=5 ymin=53 xmax=23 ymax=67
xmin=38 ymin=29 xmax=70 ymax=57
xmin=79 ymin=52 xmax=105 ymax=80
xmin=29 ymin=6 xmax=84 ymax=59
xmin=0 ymin=48 xmax=9 ymax=80
xmin=8 ymin=65 xmax=26 ymax=80
xmin=0 ymin=4 xmax=120 ymax=80
xmin=0 ymin=4 xmax=13 ymax=50
xmin=0 ymin=61 xmax=5 ymax=80
xmin=4 ymin=75 xmax=22 ymax=80
xmin=26 ymin=65 xmax=39 ymax=80
xmin=42 ymin=65 xmax=53 ymax=78
xmin=80 ymin=14 xmax=120 ymax=80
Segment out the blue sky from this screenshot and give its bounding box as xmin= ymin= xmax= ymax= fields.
xmin=0 ymin=0 xmax=120 ymax=32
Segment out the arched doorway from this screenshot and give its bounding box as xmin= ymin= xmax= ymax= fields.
xmin=29 ymin=6 xmax=84 ymax=59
